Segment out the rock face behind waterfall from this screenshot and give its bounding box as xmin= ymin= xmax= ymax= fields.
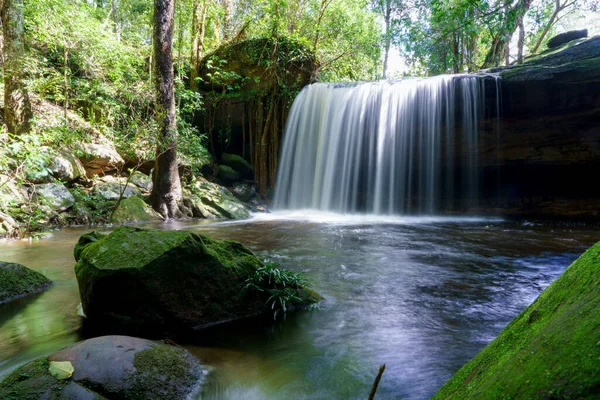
xmin=481 ymin=35 xmax=600 ymax=218
xmin=433 ymin=241 xmax=600 ymax=399
xmin=74 ymin=227 xmax=321 ymax=334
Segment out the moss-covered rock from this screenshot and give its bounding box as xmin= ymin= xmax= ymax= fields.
xmin=216 ymin=164 xmax=240 ymax=185
xmin=129 ymin=171 xmax=153 ymax=192
xmin=32 ymin=183 xmax=76 ymax=211
xmin=0 ymin=261 xmax=52 ymax=304
xmin=433 ymin=241 xmax=600 ymax=399
xmin=93 ymin=176 xmax=142 ymax=200
xmin=110 ymin=196 xmax=163 ymax=224
xmin=74 ymin=226 xmax=321 ymax=334
xmin=221 ymin=153 xmax=254 ymax=179
xmin=183 ymin=178 xmax=251 ymax=220
xmin=0 ymin=174 xmax=28 ymax=210
xmin=0 ymin=335 xmax=205 ymax=400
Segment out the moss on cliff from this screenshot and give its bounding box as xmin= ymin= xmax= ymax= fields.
xmin=433 ymin=241 xmax=600 ymax=399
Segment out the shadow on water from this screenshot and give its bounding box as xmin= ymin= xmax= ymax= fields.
xmin=0 ymin=216 xmax=598 ymax=399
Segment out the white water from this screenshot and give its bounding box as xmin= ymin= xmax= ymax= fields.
xmin=274 ymin=76 xmax=499 ymax=214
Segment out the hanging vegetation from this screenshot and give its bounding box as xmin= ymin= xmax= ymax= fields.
xmin=197 ymin=37 xmax=316 ymax=195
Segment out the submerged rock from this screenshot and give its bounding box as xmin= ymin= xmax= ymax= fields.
xmin=433 ymin=241 xmax=600 ymax=399
xmin=33 ymin=183 xmax=76 ymax=211
xmin=0 ymin=335 xmax=205 ymax=399
xmin=0 ymin=261 xmax=52 ymax=304
xmin=110 ymin=196 xmax=163 ymax=224
xmin=74 ymin=227 xmax=321 ymax=334
xmin=184 ymin=178 xmax=250 ymax=220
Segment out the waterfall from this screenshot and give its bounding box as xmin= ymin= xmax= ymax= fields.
xmin=274 ymin=75 xmax=498 ymax=215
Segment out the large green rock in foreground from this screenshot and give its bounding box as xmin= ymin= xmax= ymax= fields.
xmin=0 ymin=262 xmax=52 ymax=304
xmin=0 ymin=335 xmax=204 ymax=399
xmin=433 ymin=242 xmax=600 ymax=399
xmin=75 ymin=227 xmax=321 ymax=334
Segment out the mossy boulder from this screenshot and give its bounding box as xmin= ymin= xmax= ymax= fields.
xmin=74 ymin=226 xmax=321 ymax=334
xmin=129 ymin=171 xmax=153 ymax=192
xmin=110 ymin=196 xmax=163 ymax=224
xmin=183 ymin=178 xmax=251 ymax=220
xmin=33 ymin=183 xmax=76 ymax=211
xmin=93 ymin=176 xmax=142 ymax=200
xmin=0 ymin=335 xmax=205 ymax=400
xmin=44 ymin=147 xmax=87 ymax=182
xmin=433 ymin=241 xmax=600 ymax=399
xmin=0 ymin=261 xmax=52 ymax=304
xmin=0 ymin=175 xmax=28 ymax=210
xmin=217 ymin=164 xmax=240 ymax=184
xmin=221 ymin=153 xmax=254 ymax=179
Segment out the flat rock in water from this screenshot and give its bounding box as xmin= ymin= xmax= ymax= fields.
xmin=0 ymin=335 xmax=205 ymax=399
xmin=0 ymin=261 xmax=52 ymax=304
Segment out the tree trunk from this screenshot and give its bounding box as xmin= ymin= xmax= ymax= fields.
xmin=1 ymin=0 xmax=32 ymax=134
xmin=482 ymin=0 xmax=532 ymax=68
xmin=532 ymin=0 xmax=572 ymax=54
xmin=64 ymin=48 xmax=69 ymax=125
xmin=111 ymin=0 xmax=120 ymax=41
xmin=517 ymin=15 xmax=525 ymax=63
xmin=503 ymin=0 xmax=511 ymax=66
xmin=190 ymin=0 xmax=208 ymax=92
xmin=221 ymin=0 xmax=232 ymax=41
xmin=150 ymin=0 xmax=182 ymax=219
xmin=382 ymin=0 xmax=391 ymax=79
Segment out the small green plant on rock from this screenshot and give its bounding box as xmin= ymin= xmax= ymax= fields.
xmin=244 ymin=260 xmax=309 ymax=320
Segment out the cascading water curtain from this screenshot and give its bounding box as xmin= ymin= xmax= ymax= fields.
xmin=274 ymin=75 xmax=498 ymax=215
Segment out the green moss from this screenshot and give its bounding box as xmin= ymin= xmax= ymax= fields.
xmin=77 ymin=227 xmax=196 ymax=271
xmin=110 ymin=196 xmax=161 ymax=224
xmin=0 ymin=358 xmax=79 ymax=400
xmin=73 ymin=231 xmax=106 ymax=262
xmin=0 ymin=262 xmax=52 ymax=304
xmin=74 ymin=227 xmax=323 ymax=333
xmin=130 ymin=343 xmax=200 ymax=399
xmin=433 ymin=241 xmax=600 ymax=399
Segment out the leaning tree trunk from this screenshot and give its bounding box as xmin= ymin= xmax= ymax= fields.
xmin=1 ymin=0 xmax=32 ymax=134
xmin=150 ymin=0 xmax=182 ymax=219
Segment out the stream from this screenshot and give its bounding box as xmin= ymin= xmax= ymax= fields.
xmin=0 ymin=213 xmax=598 ymax=399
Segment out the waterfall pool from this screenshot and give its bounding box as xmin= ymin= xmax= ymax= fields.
xmin=0 ymin=215 xmax=597 ymax=399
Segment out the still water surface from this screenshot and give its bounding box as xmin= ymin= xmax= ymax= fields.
xmin=0 ymin=213 xmax=598 ymax=399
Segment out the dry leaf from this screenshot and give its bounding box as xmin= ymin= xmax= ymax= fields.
xmin=48 ymin=361 xmax=74 ymax=380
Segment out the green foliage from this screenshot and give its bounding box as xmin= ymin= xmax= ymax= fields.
xmin=244 ymin=260 xmax=309 ymax=320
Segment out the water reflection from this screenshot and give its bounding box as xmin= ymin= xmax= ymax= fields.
xmin=0 ymin=216 xmax=598 ymax=399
